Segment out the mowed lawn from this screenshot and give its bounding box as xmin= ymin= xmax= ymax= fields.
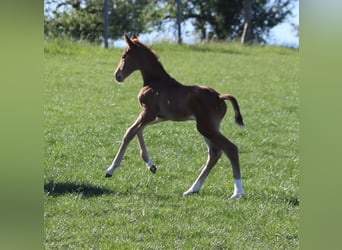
xmin=44 ymin=39 xmax=299 ymax=249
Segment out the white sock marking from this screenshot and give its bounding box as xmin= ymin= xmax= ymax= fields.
xmin=106 ymin=165 xmax=115 ymax=176
xmin=147 ymin=159 xmax=154 ymax=169
xmin=183 ymin=180 xmax=202 ymax=196
xmin=231 ymin=179 xmax=244 ymax=199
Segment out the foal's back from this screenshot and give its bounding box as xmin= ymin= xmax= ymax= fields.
xmin=142 ymin=77 xmax=227 ymax=122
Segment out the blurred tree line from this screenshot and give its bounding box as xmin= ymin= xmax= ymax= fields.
xmin=44 ymin=0 xmax=296 ymax=44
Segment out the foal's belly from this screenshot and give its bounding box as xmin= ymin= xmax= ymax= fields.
xmin=157 ymin=98 xmax=195 ymax=121
xmin=157 ymin=111 xmax=195 ymax=121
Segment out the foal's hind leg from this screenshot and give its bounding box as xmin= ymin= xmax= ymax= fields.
xmin=209 ymin=132 xmax=244 ymax=198
xmin=183 ymin=138 xmax=222 ymax=196
xmin=196 ymin=120 xmax=244 ymax=198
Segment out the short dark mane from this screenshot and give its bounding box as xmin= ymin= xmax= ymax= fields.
xmin=132 ymin=39 xmax=159 ymax=59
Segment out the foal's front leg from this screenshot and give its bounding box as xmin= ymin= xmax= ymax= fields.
xmin=105 ymin=112 xmax=153 ymax=177
xmin=137 ymin=131 xmax=157 ymax=174
xmin=105 ymin=123 xmax=139 ymax=177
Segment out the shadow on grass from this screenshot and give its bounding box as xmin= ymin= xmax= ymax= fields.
xmin=44 ymin=181 xmax=114 ymax=197
xmin=287 ymin=197 xmax=299 ymax=206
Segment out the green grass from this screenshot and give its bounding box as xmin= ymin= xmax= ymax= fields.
xmin=44 ymin=39 xmax=299 ymax=249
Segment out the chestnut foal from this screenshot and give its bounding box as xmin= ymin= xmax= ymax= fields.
xmin=105 ymin=34 xmax=245 ymax=198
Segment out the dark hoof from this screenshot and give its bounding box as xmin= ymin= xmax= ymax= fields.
xmin=150 ymin=165 xmax=157 ymax=174
xmin=105 ymin=173 xmax=112 ymax=178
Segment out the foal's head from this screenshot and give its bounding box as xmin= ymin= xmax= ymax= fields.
xmin=114 ymin=34 xmax=158 ymax=82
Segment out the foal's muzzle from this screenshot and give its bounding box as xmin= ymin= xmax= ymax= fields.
xmin=114 ymin=70 xmax=124 ymax=83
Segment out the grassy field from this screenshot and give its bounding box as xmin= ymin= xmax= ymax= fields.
xmin=44 ymin=39 xmax=299 ymax=249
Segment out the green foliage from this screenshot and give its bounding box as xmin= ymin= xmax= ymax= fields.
xmin=44 ymin=0 xmax=148 ymax=41
xmin=144 ymin=0 xmax=295 ymax=42
xmin=107 ymin=0 xmax=149 ymax=39
xmin=45 ymin=0 xmax=296 ymax=43
xmin=44 ymin=39 xmax=298 ymax=248
xmin=44 ymin=0 xmax=104 ymax=42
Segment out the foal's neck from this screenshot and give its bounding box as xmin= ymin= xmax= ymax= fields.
xmin=140 ymin=55 xmax=174 ymax=86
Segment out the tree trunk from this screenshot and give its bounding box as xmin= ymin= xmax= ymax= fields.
xmin=176 ymin=0 xmax=182 ymax=44
xmin=103 ymin=0 xmax=109 ymax=48
xmin=241 ymin=0 xmax=252 ymax=44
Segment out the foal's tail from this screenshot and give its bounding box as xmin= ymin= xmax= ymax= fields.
xmin=219 ymin=94 xmax=245 ymax=128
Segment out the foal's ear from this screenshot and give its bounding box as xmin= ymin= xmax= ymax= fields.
xmin=124 ymin=34 xmax=135 ymax=48
xmin=132 ymin=33 xmax=138 ymax=40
